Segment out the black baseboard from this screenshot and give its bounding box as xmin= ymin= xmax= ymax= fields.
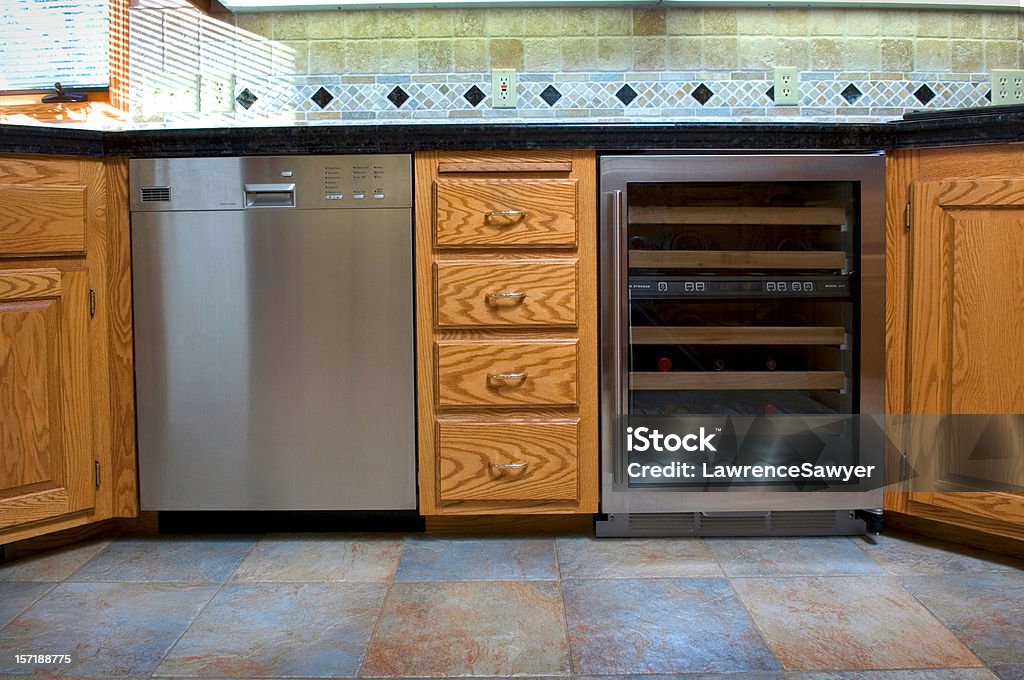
xmin=156 ymin=510 xmax=425 ymax=534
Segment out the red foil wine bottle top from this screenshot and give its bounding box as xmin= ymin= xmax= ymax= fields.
xmin=657 ymin=356 xmax=673 ymax=372
xmin=763 ymin=403 xmax=779 ymax=415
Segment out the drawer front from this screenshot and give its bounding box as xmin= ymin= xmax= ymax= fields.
xmin=438 ymin=420 xmax=578 ymax=501
xmin=0 ymin=185 xmax=87 ymax=256
xmin=436 ymin=340 xmax=578 ymax=407
xmin=435 ymin=259 xmax=578 ymax=328
xmin=434 ymin=178 xmax=577 ymax=247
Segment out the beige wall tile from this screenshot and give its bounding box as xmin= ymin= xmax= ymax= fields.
xmin=596 ymin=37 xmax=632 ymax=71
xmin=563 ymin=9 xmax=597 ymax=36
xmin=272 ymin=12 xmax=306 ymax=40
xmin=485 ymin=9 xmax=523 ymax=37
xmin=810 ymin=38 xmax=842 ymax=70
xmin=703 ymin=9 xmax=737 ymax=35
xmin=489 ymin=38 xmax=524 ymax=69
xmin=235 ymin=12 xmax=271 ymax=39
xmin=916 ymin=11 xmax=950 ymax=38
xmin=808 ymin=9 xmax=845 ymax=36
xmin=666 ymin=36 xmax=702 ymax=70
xmin=597 ymin=8 xmax=632 ymax=36
xmin=881 ymin=38 xmax=913 ymax=71
xmin=915 ymin=38 xmax=950 ymax=71
xmin=417 ymin=10 xmax=453 ymax=37
xmin=346 ymin=40 xmax=381 ymax=73
xmin=418 ymin=39 xmax=453 ymax=72
xmin=378 ymin=10 xmax=415 ymax=38
xmin=632 ymin=9 xmax=666 ymax=36
xmin=877 ymin=10 xmax=916 ymax=37
xmin=522 ymin=9 xmax=563 ymax=37
xmin=524 ymin=38 xmax=562 ymax=72
xmin=304 ymin=12 xmax=343 ymax=40
xmin=634 ymin=37 xmax=667 ymax=71
xmin=985 ymin=40 xmax=1019 ymax=69
xmin=841 ymin=38 xmax=880 ymax=70
xmin=452 ymin=10 xmax=485 ymax=38
xmin=735 ymin=9 xmax=771 ymax=36
xmin=982 ymin=13 xmax=1017 ymax=39
xmin=666 ymin=9 xmax=701 ymax=36
xmin=738 ymin=36 xmax=773 ymax=69
xmin=453 ymin=38 xmax=487 ymax=72
xmin=562 ymin=38 xmax=597 ymax=71
xmin=950 ymin=11 xmax=983 ymax=39
xmin=703 ymin=37 xmax=737 ymax=69
xmin=308 ymin=41 xmax=344 ymax=74
xmin=346 ymin=11 xmax=379 ymax=39
xmin=275 ymin=40 xmax=308 ymax=75
xmin=845 ymin=10 xmax=881 ymax=36
xmin=774 ymin=38 xmax=808 ymax=69
xmin=772 ymin=9 xmax=807 ymax=36
xmin=951 ymin=40 xmax=984 ymax=72
xmin=380 ymin=39 xmax=417 ymax=74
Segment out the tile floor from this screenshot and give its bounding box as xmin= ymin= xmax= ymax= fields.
xmin=0 ymin=530 xmax=1022 ymax=679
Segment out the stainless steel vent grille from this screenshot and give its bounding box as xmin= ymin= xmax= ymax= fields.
xmin=141 ymin=186 xmax=171 ymax=202
xmin=770 ymin=511 xmax=838 ymax=531
xmin=626 ymin=513 xmax=697 ymax=534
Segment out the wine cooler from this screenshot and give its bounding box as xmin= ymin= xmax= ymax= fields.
xmin=598 ymin=154 xmax=885 ymax=536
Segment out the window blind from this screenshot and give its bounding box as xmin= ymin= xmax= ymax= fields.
xmin=0 ymin=0 xmax=109 ymax=92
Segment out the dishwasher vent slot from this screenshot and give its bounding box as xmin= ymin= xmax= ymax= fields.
xmin=141 ymin=186 xmax=171 ymax=202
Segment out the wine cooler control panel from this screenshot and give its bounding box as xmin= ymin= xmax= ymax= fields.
xmin=629 ymin=276 xmax=851 ymax=299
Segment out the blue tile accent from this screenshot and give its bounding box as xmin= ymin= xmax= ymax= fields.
xmin=396 ymin=537 xmax=558 ymax=581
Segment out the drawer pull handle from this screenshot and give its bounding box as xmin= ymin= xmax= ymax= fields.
xmin=488 ymin=371 xmax=528 ymax=384
xmin=485 ymin=291 xmax=527 ymax=303
xmin=491 ymin=461 xmax=529 ymax=470
xmin=485 ymin=209 xmax=527 ymax=225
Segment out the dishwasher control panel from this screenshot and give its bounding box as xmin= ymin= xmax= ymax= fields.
xmin=130 ymin=154 xmax=412 ymax=212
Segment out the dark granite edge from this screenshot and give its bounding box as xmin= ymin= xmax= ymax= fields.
xmin=0 ymin=124 xmax=105 ymax=156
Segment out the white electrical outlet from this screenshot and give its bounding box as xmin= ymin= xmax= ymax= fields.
xmin=773 ymin=67 xmax=799 ymax=106
xmin=991 ymin=70 xmax=1024 ymax=105
xmin=142 ymin=74 xmax=200 ymax=114
xmin=200 ymin=74 xmax=236 ymax=113
xmin=491 ymin=69 xmax=517 ymax=109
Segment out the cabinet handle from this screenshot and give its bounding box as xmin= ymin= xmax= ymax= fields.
xmin=491 ymin=461 xmax=529 ymax=470
xmin=487 ymin=371 xmax=528 ymax=384
xmin=485 ymin=209 xmax=527 ymax=225
xmin=485 ymin=291 xmax=527 ymax=303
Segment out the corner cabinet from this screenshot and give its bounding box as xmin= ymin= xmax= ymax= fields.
xmin=415 ymin=150 xmax=599 ymax=516
xmin=0 ymin=155 xmax=137 ymax=544
xmin=886 ymin=142 xmax=1024 ymax=544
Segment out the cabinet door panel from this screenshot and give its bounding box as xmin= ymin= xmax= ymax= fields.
xmin=0 ymin=186 xmax=87 ymax=256
xmin=0 ymin=268 xmax=94 ymax=530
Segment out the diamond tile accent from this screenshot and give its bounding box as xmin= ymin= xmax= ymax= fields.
xmin=615 ymin=84 xmax=638 ymax=106
xmin=914 ymin=84 xmax=936 ymax=105
xmin=235 ymin=88 xmax=257 ymax=110
xmin=985 ymin=89 xmax=992 ymax=102
xmin=387 ymin=86 xmax=409 ymax=109
xmin=540 ymin=84 xmax=563 ymax=107
xmin=463 ymin=85 xmax=485 ymax=107
xmin=766 ymin=85 xmax=775 ymax=102
xmin=310 ymin=87 xmax=334 ymax=110
xmin=691 ymin=83 xmax=714 ymax=106
xmin=841 ymin=83 xmax=863 ymax=105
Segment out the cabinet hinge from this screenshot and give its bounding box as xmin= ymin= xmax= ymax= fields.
xmin=94 ymin=461 xmax=101 ymax=488
xmin=904 ymin=202 xmax=912 ymax=230
xmin=89 ymin=289 xmax=96 ymax=318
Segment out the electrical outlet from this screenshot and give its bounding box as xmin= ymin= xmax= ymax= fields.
xmin=142 ymin=74 xmax=199 ymax=114
xmin=991 ymin=70 xmax=1024 ymax=105
xmin=773 ymin=67 xmax=799 ymax=106
xmin=491 ymin=69 xmax=517 ymax=109
xmin=200 ymin=74 xmax=236 ymax=113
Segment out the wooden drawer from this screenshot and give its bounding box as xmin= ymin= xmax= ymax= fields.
xmin=0 ymin=185 xmax=87 ymax=256
xmin=438 ymin=420 xmax=578 ymax=501
xmin=435 ymin=259 xmax=578 ymax=328
xmin=434 ymin=178 xmax=577 ymax=247
xmin=436 ymin=340 xmax=578 ymax=407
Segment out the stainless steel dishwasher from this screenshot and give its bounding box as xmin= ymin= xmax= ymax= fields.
xmin=129 ymin=155 xmax=415 ymax=511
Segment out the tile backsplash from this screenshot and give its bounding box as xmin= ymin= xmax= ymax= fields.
xmin=128 ymin=2 xmax=1023 ymax=125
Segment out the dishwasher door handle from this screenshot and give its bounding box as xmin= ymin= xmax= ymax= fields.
xmin=244 ymin=183 xmax=296 ymax=208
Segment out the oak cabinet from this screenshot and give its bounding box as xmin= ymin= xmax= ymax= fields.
xmin=0 ymin=155 xmax=137 ymax=544
xmin=886 ymin=143 xmax=1024 ymax=544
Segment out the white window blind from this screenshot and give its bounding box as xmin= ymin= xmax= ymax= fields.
xmin=0 ymin=0 xmax=109 ymax=92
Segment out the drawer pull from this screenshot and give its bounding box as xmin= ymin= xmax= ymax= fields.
xmin=488 ymin=371 xmax=528 ymax=384
xmin=485 ymin=291 xmax=527 ymax=304
xmin=485 ymin=209 xmax=527 ymax=225
xmin=491 ymin=461 xmax=529 ymax=470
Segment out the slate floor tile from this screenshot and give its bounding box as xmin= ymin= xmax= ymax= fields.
xmin=731 ymin=576 xmax=980 ymax=670
xmin=0 ymin=582 xmax=216 ymax=677
xmin=995 ymin=664 xmax=1024 ymax=679
xmin=0 ymin=539 xmax=110 ymax=582
xmin=563 ymin=578 xmax=779 ymax=675
xmin=231 ymin=534 xmax=402 ymax=583
xmin=395 ymin=537 xmax=557 ymax=581
xmin=786 ymin=671 xmax=999 ymax=679
xmin=0 ymin=582 xmax=55 ymax=629
xmin=362 ymin=581 xmax=570 ymax=677
xmin=556 ymin=537 xmax=722 ymax=578
xmin=68 ymin=536 xmax=256 ymax=584
xmin=900 ymin=572 xmax=1024 ymax=666
xmin=155 ymin=582 xmax=386 ymax=678
xmin=707 ymin=537 xmax=884 ymax=577
xmin=854 ymin=532 xmax=1024 ymax=575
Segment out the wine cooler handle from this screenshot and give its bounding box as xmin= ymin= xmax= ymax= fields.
xmin=610 ymin=189 xmax=628 ymax=485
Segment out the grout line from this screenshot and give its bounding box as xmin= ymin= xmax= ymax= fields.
xmin=553 ymin=537 xmax=576 ymax=678
xmin=353 ymin=531 xmax=407 ymax=678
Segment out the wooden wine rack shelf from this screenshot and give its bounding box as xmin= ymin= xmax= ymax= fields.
xmin=630 ymin=326 xmax=846 ymax=346
xmin=630 ymin=371 xmax=846 ymax=391
xmin=628 ymin=205 xmax=847 ymax=226
xmin=628 ymin=250 xmax=846 ymax=270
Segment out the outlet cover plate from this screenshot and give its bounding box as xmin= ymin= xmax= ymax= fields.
xmin=200 ymin=74 xmax=236 ymax=113
xmin=773 ymin=67 xmax=799 ymax=106
xmin=491 ymin=69 xmax=517 ymax=109
xmin=142 ymin=74 xmax=200 ymax=114
xmin=991 ymin=70 xmax=1024 ymax=105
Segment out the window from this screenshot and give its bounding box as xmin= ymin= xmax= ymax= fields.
xmin=0 ymin=0 xmax=109 ymax=93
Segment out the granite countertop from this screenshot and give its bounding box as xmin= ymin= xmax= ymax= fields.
xmin=2 ymin=106 xmax=1023 ymax=158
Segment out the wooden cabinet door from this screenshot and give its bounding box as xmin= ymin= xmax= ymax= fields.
xmin=906 ymin=178 xmax=1024 ymax=537
xmin=0 ymin=267 xmax=94 ymax=531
